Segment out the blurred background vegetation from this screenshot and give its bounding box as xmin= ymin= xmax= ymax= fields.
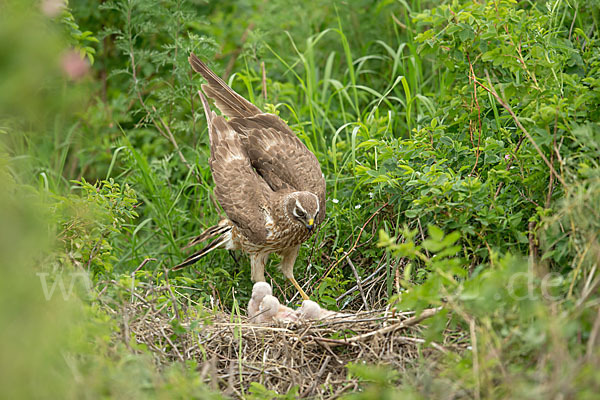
xmin=1 ymin=0 xmax=599 ymax=398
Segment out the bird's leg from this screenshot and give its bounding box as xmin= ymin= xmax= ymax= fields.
xmin=279 ymin=245 xmax=310 ymax=300
xmin=250 ymin=253 xmax=268 ymax=282
xmin=288 ymin=276 xmax=310 ymax=301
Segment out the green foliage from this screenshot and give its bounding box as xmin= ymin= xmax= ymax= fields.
xmin=357 ymin=0 xmax=600 ymax=262
xmin=343 ymin=363 xmax=420 ymax=400
xmin=3 ymin=0 xmax=600 ymax=398
xmin=380 ymin=225 xmax=465 ymax=315
xmin=0 ymin=168 xmax=222 ymax=399
xmin=247 ymin=382 xmax=299 ymax=400
xmin=51 ymin=178 xmax=139 ymax=275
xmin=61 ymin=3 xmax=99 ymax=63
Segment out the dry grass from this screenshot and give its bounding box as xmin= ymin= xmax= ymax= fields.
xmin=101 ymin=280 xmax=464 ymax=399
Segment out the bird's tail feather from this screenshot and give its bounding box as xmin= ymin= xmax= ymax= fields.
xmin=172 ymin=222 xmax=232 ymax=271
xmin=188 ymin=52 xmax=261 ymax=118
xmin=197 ymin=89 xmax=215 ymax=128
xmin=183 ymin=222 xmax=231 ymax=249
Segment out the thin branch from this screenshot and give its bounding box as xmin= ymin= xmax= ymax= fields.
xmin=125 ymin=5 xmax=197 ymax=179
xmin=315 ymin=201 xmax=389 ymax=289
xmin=467 ymin=53 xmax=482 ymax=176
xmin=346 ymin=257 xmax=370 ymax=311
xmin=336 ymin=260 xmax=388 ymax=303
xmin=152 ymin=105 xmax=196 ymax=175
xmin=586 ymin=305 xmax=600 ymax=360
xmin=546 ymin=110 xmax=559 ymax=208
xmin=569 ymin=6 xmax=578 ymax=41
xmin=162 ymin=265 xmax=181 ymax=321
xmin=494 ymin=133 xmax=525 ymax=199
xmin=470 ymin=319 xmax=481 ymax=400
xmin=343 ymin=307 xmax=441 ymax=343
xmin=261 ymin=61 xmax=267 ymax=100
xmin=478 ymin=71 xmax=567 ymax=188
xmin=223 ymin=22 xmax=255 ymax=79
xmin=132 ymin=257 xmax=157 ymax=275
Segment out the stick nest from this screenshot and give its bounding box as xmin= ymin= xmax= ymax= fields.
xmin=110 ymin=286 xmax=458 ymax=399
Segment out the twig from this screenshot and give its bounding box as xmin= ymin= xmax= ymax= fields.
xmin=315 ymin=314 xmax=410 ymax=327
xmin=391 ymin=12 xmax=411 ymax=31
xmin=162 ymin=266 xmax=181 ymax=320
xmin=528 ymin=220 xmax=539 ymax=271
xmin=261 ymin=61 xmax=267 ymax=100
xmin=125 ymin=5 xmax=196 ymax=178
xmin=395 ymin=335 xmax=448 ymax=354
xmin=417 ymin=217 xmax=430 ymax=258
xmin=336 ymin=260 xmax=388 ymax=303
xmin=546 ymin=111 xmax=559 ymax=208
xmin=344 ymin=307 xmax=441 ymax=343
xmin=223 ymin=23 xmax=255 ymax=79
xmin=470 ymin=319 xmax=481 ymax=400
xmin=189 ymin=71 xmax=198 ymax=146
xmin=316 ymin=201 xmax=389 ymax=289
xmin=467 ymin=53 xmax=482 ymax=176
xmin=212 ymin=323 xmax=294 ymax=333
xmin=586 ymin=306 xmax=600 ymax=360
xmin=304 ymin=336 xmax=359 ymax=347
xmin=346 ymin=257 xmax=370 ymax=311
xmin=153 ymin=106 xmax=195 ymax=172
xmin=567 ymin=237 xmax=595 ymax=299
xmin=500 ymin=23 xmax=539 ymax=89
xmin=130 ymin=258 xmax=156 ymax=303
xmin=132 ymin=257 xmax=157 ymax=275
xmin=478 ymin=71 xmax=567 ymax=188
xmin=303 ymin=355 xmax=331 ymax=397
xmin=494 ymin=134 xmax=525 ymax=199
xmin=569 ymin=6 xmax=578 ymax=40
xmin=314 ymin=340 xmax=345 ymax=365
xmin=394 ymin=258 xmax=401 ymax=294
xmin=85 ymin=233 xmax=108 ymax=272
xmin=161 ymin=326 xmax=185 ymax=362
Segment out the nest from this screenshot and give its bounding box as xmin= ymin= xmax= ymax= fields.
xmin=113 ymin=284 xmax=454 ymax=399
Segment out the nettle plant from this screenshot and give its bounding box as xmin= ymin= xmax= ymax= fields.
xmin=357 ymin=0 xmax=599 ymax=266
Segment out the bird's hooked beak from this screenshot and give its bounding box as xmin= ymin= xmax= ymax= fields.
xmin=306 ymin=218 xmax=314 ymax=231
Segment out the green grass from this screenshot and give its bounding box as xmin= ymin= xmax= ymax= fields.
xmin=2 ymin=0 xmax=600 ymax=398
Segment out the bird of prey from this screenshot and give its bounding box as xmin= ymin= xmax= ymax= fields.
xmin=172 ymin=53 xmax=326 ymax=300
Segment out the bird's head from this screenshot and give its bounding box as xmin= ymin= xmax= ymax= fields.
xmin=298 ymin=299 xmax=322 ymax=320
xmin=259 ymin=295 xmax=281 ymax=318
xmin=251 ymin=282 xmax=272 ymax=302
xmin=285 ymin=191 xmax=320 ymax=231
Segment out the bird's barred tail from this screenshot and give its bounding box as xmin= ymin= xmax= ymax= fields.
xmin=171 ymin=221 xmax=232 ymax=271
xmin=188 ymin=52 xmax=261 ymax=119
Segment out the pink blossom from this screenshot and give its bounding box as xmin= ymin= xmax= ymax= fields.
xmin=41 ymin=0 xmax=65 ymax=17
xmin=61 ymin=50 xmax=89 ymax=81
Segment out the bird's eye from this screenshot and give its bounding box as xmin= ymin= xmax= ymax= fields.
xmin=295 ymin=209 xmax=305 ymax=218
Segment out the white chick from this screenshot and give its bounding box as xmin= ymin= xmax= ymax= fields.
xmin=296 ymin=300 xmax=348 ymax=321
xmin=296 ymin=300 xmax=323 ymax=320
xmin=275 ymin=303 xmax=298 ymax=323
xmin=256 ymin=295 xmax=298 ymax=323
xmin=255 ymin=294 xmax=280 ymax=323
xmin=248 ymin=282 xmax=272 ymax=319
xmin=319 ymin=308 xmax=342 ymax=319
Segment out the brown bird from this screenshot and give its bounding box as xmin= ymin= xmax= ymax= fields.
xmin=172 ymin=53 xmax=326 ymax=300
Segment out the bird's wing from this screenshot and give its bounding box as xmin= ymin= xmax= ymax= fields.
xmin=207 ymin=112 xmax=271 ymax=245
xmin=189 ymin=53 xmax=262 ymax=119
xmin=189 ymin=53 xmax=326 ymax=225
xmin=229 ymin=113 xmax=327 ymax=224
